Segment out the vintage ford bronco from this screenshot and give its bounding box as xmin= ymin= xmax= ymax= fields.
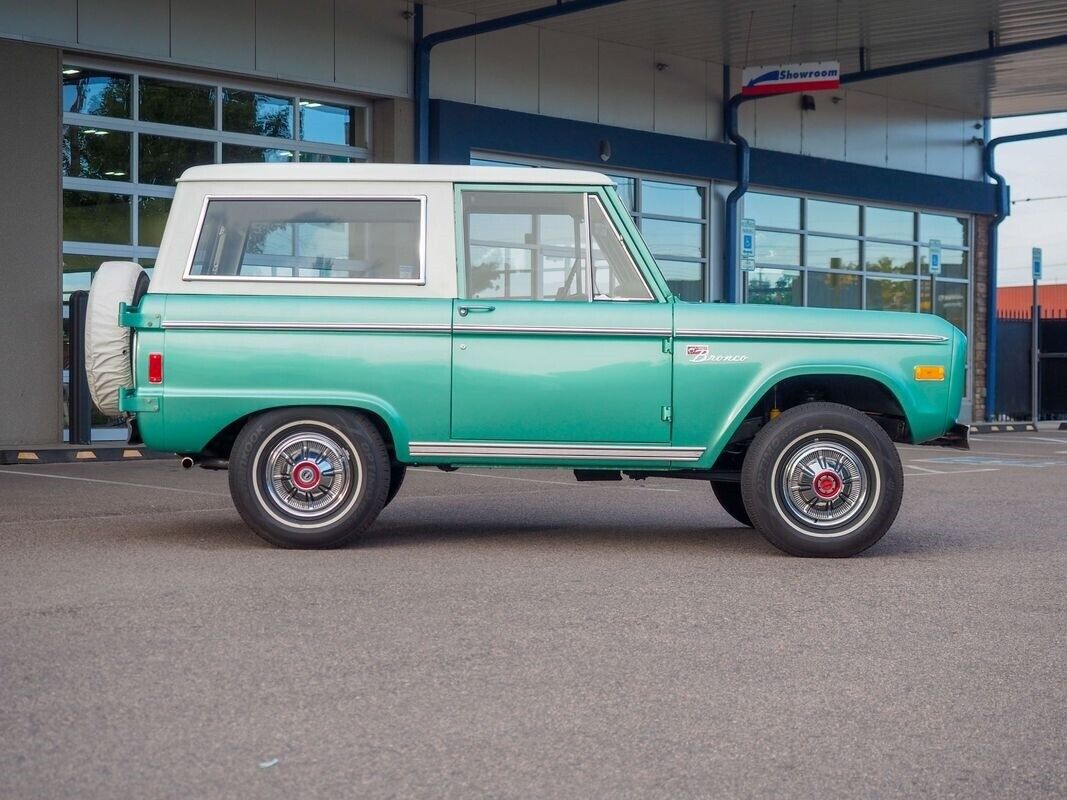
xmin=85 ymin=164 xmax=967 ymax=556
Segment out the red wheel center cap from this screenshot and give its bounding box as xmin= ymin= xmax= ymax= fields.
xmin=292 ymin=461 xmax=322 ymax=491
xmin=812 ymin=470 xmax=843 ymax=500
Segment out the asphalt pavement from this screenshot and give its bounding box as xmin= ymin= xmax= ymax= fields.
xmin=1 ymin=433 xmax=1065 ymax=799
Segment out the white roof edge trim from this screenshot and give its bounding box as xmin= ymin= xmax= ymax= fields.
xmin=177 ymin=164 xmax=615 ymax=185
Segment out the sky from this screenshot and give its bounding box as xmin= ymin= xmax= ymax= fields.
xmin=990 ymin=112 xmax=1067 ymax=286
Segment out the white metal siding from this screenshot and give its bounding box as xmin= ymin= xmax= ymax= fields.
xmin=335 ymin=0 xmax=412 ymax=98
xmin=170 ymin=0 xmax=256 ymax=73
xmin=801 ymin=93 xmax=846 ymax=160
xmin=0 ymin=1 xmax=981 ymax=179
xmin=597 ymin=40 xmax=654 ymax=130
xmin=424 ymin=6 xmax=476 ymax=104
xmin=255 ymin=0 xmax=334 ymax=84
xmin=476 ymin=24 xmax=539 ymax=113
xmin=845 ymin=91 xmax=888 ymax=168
xmin=886 ymin=97 xmax=928 ymax=174
xmin=539 ymin=28 xmax=598 ymax=123
xmin=78 ymin=0 xmax=169 ymax=58
xmin=654 ymin=52 xmax=707 ymax=139
xmin=0 ymin=0 xmax=76 ymax=42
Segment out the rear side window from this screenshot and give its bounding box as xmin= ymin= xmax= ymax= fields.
xmin=187 ymin=197 xmax=424 ymax=282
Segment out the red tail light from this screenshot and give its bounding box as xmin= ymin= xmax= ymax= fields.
xmin=148 ymin=352 xmax=163 ymax=384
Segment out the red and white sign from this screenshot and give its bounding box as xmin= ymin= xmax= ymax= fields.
xmin=741 ymin=61 xmax=841 ymax=96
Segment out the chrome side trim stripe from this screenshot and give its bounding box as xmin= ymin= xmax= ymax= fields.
xmin=162 ymin=321 xmax=452 ymax=333
xmin=454 ymin=325 xmax=672 ymax=337
xmin=676 ymin=329 xmax=949 ymax=343
xmin=408 ymin=442 xmax=705 ymax=461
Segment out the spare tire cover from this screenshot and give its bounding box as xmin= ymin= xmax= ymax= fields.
xmin=85 ymin=261 xmax=147 ymax=416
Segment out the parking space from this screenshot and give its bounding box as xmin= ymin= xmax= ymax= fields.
xmin=1 ymin=437 xmax=1065 ymax=798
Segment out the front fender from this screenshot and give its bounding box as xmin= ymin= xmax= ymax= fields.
xmin=673 ymin=353 xmax=953 ymax=469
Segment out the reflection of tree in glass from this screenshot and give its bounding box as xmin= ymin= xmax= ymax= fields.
xmin=63 ymin=126 xmax=129 ymax=180
xmin=223 ymin=91 xmax=293 ymax=139
xmin=64 ymin=74 xmax=129 ymax=116
xmin=470 ymin=259 xmax=503 ymax=296
xmin=140 ymin=80 xmax=215 ymax=128
xmin=748 ymin=271 xmax=799 ymax=305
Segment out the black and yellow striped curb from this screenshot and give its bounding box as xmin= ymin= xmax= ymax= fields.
xmin=969 ymin=422 xmax=1038 ymax=434
xmin=0 ymin=447 xmax=172 ymax=466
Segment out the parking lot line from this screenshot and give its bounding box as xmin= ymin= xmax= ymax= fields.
xmin=0 ymin=469 xmax=229 ymax=497
xmin=904 ymin=467 xmax=1000 ymax=476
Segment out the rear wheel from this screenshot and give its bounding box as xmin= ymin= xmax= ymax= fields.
xmin=710 ymin=481 xmax=752 ymax=527
xmin=228 ymin=407 xmax=390 ymax=548
xmin=740 ymin=403 xmax=903 ymax=557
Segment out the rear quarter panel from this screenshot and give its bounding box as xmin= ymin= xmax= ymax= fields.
xmin=134 ymin=294 xmax=452 ymax=455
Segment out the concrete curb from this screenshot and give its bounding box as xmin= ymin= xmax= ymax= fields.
xmin=0 ymin=447 xmax=173 ymax=465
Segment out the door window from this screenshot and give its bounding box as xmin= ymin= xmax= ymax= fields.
xmin=462 ymin=191 xmax=588 ymax=300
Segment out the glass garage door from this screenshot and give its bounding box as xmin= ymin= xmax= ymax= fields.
xmin=60 ymin=60 xmax=372 ymax=438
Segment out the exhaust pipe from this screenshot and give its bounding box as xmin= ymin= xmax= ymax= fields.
xmin=179 ymin=455 xmax=228 ymax=471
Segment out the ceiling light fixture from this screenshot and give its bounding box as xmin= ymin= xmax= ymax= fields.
xmin=62 ymin=68 xmax=81 ymax=75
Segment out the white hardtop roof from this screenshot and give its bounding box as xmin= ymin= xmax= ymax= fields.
xmin=178 ymin=163 xmax=613 ymax=186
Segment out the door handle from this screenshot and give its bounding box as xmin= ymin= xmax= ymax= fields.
xmin=458 ymin=305 xmax=496 ymax=317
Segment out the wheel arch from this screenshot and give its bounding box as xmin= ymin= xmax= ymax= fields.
xmin=707 ymin=366 xmax=913 ymax=469
xmin=195 ymin=401 xmax=405 ymax=461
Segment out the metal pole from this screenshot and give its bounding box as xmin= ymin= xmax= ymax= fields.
xmin=67 ymin=290 xmax=92 ymax=445
xmin=1031 ymin=280 xmax=1039 ymax=423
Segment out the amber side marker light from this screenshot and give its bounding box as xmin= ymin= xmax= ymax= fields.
xmin=914 ymin=365 xmax=945 ymax=381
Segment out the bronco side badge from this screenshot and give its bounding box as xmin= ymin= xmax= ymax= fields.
xmin=686 ymin=344 xmax=748 ymax=364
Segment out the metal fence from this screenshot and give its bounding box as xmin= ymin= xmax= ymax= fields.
xmin=996 ymin=314 xmax=1067 ymax=420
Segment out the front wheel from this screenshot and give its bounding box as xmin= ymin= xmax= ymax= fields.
xmin=228 ymin=408 xmax=390 ymax=548
xmin=740 ymin=403 xmax=903 ymax=557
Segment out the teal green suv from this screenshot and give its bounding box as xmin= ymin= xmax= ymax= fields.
xmin=85 ymin=164 xmax=968 ymax=557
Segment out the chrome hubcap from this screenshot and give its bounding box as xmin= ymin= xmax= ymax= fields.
xmin=779 ymin=440 xmax=869 ymax=528
xmin=264 ymin=432 xmax=353 ymax=519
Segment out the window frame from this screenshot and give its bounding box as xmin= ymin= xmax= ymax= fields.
xmin=182 ymin=194 xmax=428 ymax=285
xmin=743 ymin=188 xmax=971 ymax=324
xmin=469 ymin=153 xmax=707 ymax=301
xmin=454 ymin=183 xmax=665 ymax=303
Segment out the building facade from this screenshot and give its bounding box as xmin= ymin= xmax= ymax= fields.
xmin=0 ymin=0 xmax=997 ymax=445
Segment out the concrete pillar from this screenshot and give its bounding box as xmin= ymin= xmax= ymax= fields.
xmin=0 ymin=40 xmax=62 ymax=445
xmin=372 ymin=97 xmax=414 ymax=164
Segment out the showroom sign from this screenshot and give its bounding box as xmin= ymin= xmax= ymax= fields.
xmin=741 ymin=61 xmax=841 ymax=96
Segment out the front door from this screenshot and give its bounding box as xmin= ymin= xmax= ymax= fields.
xmin=450 ymin=187 xmax=672 ymax=444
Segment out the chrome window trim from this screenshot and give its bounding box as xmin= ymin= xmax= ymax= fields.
xmin=454 ymin=325 xmax=671 ymax=337
xmin=182 ymin=194 xmax=428 ymax=285
xmin=162 ymin=321 xmax=450 ymax=333
xmin=676 ymin=329 xmax=949 ymax=343
xmin=408 ymin=442 xmax=705 ymax=461
xmin=587 ymin=194 xmax=655 ymax=302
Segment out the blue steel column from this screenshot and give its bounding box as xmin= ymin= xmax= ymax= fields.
xmin=411 ymin=0 xmax=630 ymax=164
xmin=723 ymin=93 xmax=753 ymax=304
xmin=413 ymin=4 xmax=429 ymax=163
xmin=982 ymin=127 xmax=1067 ymax=419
